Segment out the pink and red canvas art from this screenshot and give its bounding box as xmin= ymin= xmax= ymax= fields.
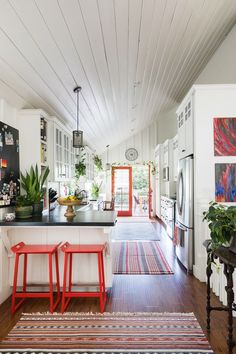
xmin=215 ymin=163 xmax=236 ymax=202
xmin=214 ymin=117 xmax=236 ymax=156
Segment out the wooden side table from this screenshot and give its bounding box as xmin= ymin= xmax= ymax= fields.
xmin=204 ymin=240 xmax=236 ymax=354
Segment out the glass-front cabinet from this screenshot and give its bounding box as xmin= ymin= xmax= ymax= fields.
xmin=53 ymin=120 xmax=75 ymax=181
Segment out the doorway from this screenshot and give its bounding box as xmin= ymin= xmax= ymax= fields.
xmin=112 ymin=165 xmax=150 ymax=217
xmin=132 ymin=165 xmax=149 ymax=217
xmin=112 ymin=166 xmax=132 ymax=216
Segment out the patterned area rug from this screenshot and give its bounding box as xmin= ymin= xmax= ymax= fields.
xmin=0 ymin=312 xmax=214 ymax=354
xmin=113 ymin=222 xmax=160 ymax=240
xmin=112 ymin=241 xmax=173 ymax=274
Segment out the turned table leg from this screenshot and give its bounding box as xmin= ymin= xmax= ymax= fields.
xmin=206 ymin=252 xmax=213 ymax=330
xmin=224 ymin=263 xmax=234 ymax=354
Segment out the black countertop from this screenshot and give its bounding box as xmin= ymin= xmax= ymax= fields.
xmin=0 ymin=207 xmax=117 ymax=227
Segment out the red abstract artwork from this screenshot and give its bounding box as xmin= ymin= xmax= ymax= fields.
xmin=214 ymin=118 xmax=236 ymax=156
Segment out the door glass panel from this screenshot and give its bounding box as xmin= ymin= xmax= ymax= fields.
xmin=113 ymin=168 xmax=131 ymax=215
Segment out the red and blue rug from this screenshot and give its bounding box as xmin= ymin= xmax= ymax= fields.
xmin=0 ymin=312 xmax=213 ymax=353
xmin=112 ymin=241 xmax=173 ymax=274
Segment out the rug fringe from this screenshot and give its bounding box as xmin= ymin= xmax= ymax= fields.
xmin=22 ymin=311 xmax=195 ymax=316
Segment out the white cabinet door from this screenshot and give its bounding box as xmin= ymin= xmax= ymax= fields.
xmin=172 ymin=135 xmax=178 ymax=181
xmin=177 ymin=111 xmax=185 ymax=158
xmin=177 ymin=96 xmax=193 ymax=159
xmin=163 ymin=140 xmax=169 ymax=167
xmin=54 ymin=124 xmax=74 ymax=181
xmin=184 ymin=98 xmax=193 ymax=157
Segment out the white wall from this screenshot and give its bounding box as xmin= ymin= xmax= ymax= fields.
xmin=156 ymin=24 xmax=236 ymax=145
xmin=0 ymin=98 xmax=18 ymax=128
xmin=101 ymin=120 xmax=158 ymax=165
xmin=196 ymin=24 xmax=236 ymax=84
xmin=157 ymin=106 xmax=178 ymax=144
xmin=193 ymin=85 xmax=236 ymax=281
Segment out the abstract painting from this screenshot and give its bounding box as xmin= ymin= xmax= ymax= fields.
xmin=215 ymin=163 xmax=236 ymax=202
xmin=214 ymin=117 xmax=236 ymax=156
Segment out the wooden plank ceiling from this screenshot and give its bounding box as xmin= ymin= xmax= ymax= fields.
xmin=0 ymin=0 xmax=236 ymax=152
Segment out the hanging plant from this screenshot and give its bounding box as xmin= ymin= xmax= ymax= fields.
xmin=75 ymin=152 xmax=86 ymax=179
xmin=93 ymin=154 xmax=103 ymax=171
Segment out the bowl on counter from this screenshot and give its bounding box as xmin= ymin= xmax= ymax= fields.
xmin=57 ymin=197 xmax=82 ymax=217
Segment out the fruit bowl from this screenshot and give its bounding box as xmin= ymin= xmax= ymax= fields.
xmin=57 ymin=197 xmax=82 ymax=217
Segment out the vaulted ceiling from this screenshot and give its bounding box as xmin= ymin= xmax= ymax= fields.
xmin=0 ymin=0 xmax=236 ymax=152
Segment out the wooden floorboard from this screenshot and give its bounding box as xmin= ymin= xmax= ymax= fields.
xmin=0 ymin=220 xmax=232 ymax=354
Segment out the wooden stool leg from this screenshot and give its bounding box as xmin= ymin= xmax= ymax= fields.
xmin=11 ymin=253 xmax=20 ymax=314
xmin=97 ymin=252 xmax=104 ymax=313
xmin=69 ymin=253 xmax=73 ymax=292
xmin=23 ymin=254 xmax=28 ymax=292
xmin=53 ymin=250 xmax=60 ymax=311
xmin=61 ymin=252 xmax=69 ymax=313
xmin=101 ymin=250 xmax=106 ymax=304
xmin=48 ymin=254 xmax=53 ymax=313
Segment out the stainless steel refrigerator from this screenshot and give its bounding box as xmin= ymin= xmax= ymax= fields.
xmin=175 ymin=155 xmax=194 ymax=271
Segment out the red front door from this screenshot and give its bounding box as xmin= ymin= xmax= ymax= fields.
xmin=112 ymin=166 xmax=132 ymax=216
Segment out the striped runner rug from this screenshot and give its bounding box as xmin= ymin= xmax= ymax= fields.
xmin=0 ymin=312 xmax=214 ymax=354
xmin=112 ymin=241 xmax=173 ymax=274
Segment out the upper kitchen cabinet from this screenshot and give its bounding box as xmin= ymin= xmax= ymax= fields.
xmin=18 ymin=109 xmax=49 ymax=174
xmin=48 ymin=117 xmax=75 ymax=182
xmin=176 ymin=95 xmax=193 ymax=159
xmin=172 ymin=135 xmax=178 ymax=181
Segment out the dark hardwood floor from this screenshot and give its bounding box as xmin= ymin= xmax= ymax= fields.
xmin=0 ymin=220 xmax=232 ymax=353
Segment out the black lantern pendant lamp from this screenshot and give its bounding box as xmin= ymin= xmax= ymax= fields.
xmin=73 ymin=86 xmax=83 ymax=148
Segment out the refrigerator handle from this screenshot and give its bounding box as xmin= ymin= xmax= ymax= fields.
xmin=176 ymin=222 xmax=187 ymax=232
xmin=177 ymin=169 xmax=184 ymax=215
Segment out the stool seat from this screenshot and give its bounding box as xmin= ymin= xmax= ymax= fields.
xmin=11 ymin=242 xmax=61 ymax=315
xmin=61 ymin=242 xmax=106 ymax=254
xmin=12 ymin=242 xmax=59 ymax=254
xmin=61 ymin=242 xmax=107 ymax=313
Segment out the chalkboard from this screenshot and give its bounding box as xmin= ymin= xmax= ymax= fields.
xmin=0 ymin=121 xmax=20 ymax=207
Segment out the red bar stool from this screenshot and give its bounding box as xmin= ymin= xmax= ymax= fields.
xmin=61 ymin=242 xmax=107 ymax=313
xmin=11 ymin=242 xmax=61 ymax=315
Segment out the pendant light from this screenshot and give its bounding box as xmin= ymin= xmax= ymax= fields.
xmin=73 ymin=86 xmax=83 ymax=148
xmin=106 ymin=144 xmax=111 ymax=171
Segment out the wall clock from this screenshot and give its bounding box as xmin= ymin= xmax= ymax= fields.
xmin=125 ymin=148 xmax=138 ymax=161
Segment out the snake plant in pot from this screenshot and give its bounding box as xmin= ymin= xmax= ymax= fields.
xmin=203 ymin=201 xmax=236 ymax=256
xmin=20 ymin=164 xmax=50 ymax=216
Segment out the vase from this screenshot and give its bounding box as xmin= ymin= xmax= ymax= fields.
xmin=33 ymin=201 xmax=44 ymax=216
xmin=15 ymin=205 xmax=33 ymax=219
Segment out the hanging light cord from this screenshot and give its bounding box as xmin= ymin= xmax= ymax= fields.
xmin=106 ymin=144 xmax=109 ymax=164
xmin=74 ymin=86 xmax=81 ymax=131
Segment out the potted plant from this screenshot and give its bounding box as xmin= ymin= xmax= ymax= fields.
xmin=93 ymin=154 xmax=103 ymax=171
xmin=203 ymin=201 xmax=236 ymax=255
xmin=91 ymin=181 xmax=102 ymax=200
xmin=20 ymin=164 xmax=50 ymax=216
xmin=15 ymin=195 xmax=33 ymax=219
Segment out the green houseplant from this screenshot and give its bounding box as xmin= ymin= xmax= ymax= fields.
xmin=93 ymin=155 xmax=103 ymax=171
xmin=15 ymin=195 xmax=33 ymax=219
xmin=203 ymin=201 xmax=236 ymax=254
xmin=20 ymin=164 xmax=50 ymax=215
xmin=75 ymin=152 xmax=86 ymax=180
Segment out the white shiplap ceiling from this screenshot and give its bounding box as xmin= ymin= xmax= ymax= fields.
xmin=0 ymin=0 xmax=236 ymax=152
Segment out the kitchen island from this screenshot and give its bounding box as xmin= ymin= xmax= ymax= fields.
xmin=0 ymin=208 xmax=117 ymax=305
